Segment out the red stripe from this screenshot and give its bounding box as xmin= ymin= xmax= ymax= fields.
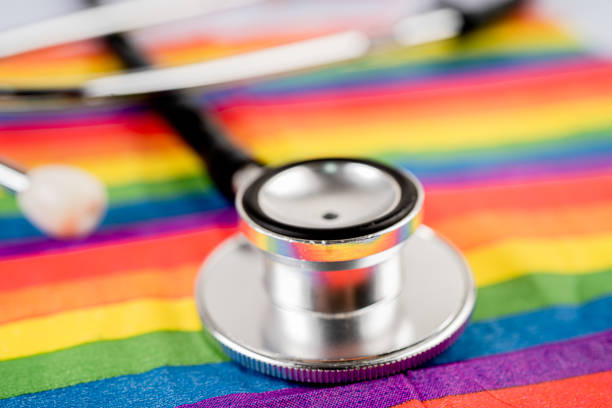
xmin=396 ymin=371 xmax=612 ymax=407
xmin=0 ymin=226 xmax=236 ymax=292
xmin=0 ymin=263 xmax=198 ymax=325
xmin=424 ymin=171 xmax=612 ymax=225
xmin=0 ymin=111 xmax=168 ymax=137
xmin=217 ymin=60 xmax=612 ymax=134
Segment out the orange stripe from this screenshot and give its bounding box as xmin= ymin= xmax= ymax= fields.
xmin=153 ymin=31 xmax=330 ymax=66
xmin=0 ymin=263 xmax=198 ymax=325
xmin=424 ymin=171 xmax=612 ymax=225
xmin=434 ymin=203 xmax=612 ymax=251
xmin=0 ymin=40 xmax=107 ymax=64
xmin=0 ymin=226 xmax=236 ymax=292
xmin=396 ymin=371 xmax=612 ymax=407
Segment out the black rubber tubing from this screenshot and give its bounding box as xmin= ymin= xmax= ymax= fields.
xmin=89 ymin=10 xmax=261 ymax=201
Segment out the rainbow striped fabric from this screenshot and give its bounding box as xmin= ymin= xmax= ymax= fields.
xmin=1 ymin=7 xmax=612 ymax=407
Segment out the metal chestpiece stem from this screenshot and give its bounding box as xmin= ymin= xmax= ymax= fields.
xmin=197 ymin=157 xmax=474 ymax=384
xmin=237 ymin=158 xmax=422 ymax=316
xmin=264 ymin=248 xmax=403 ymax=314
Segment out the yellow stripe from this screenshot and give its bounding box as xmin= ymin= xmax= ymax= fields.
xmin=250 ymin=97 xmax=612 ymax=164
xmin=0 ymin=56 xmax=121 ymax=87
xmin=449 ymin=17 xmax=576 ymax=52
xmin=0 ymin=298 xmax=200 ymax=361
xmin=468 ymin=232 xmax=612 ymax=287
xmin=26 ymin=147 xmax=204 ymax=187
xmin=369 ymin=18 xmax=575 ymax=67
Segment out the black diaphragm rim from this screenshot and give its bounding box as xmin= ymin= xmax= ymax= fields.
xmin=240 ymin=158 xmax=419 ymax=241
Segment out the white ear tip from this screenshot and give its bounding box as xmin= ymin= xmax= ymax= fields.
xmin=17 ymin=165 xmax=107 ymax=239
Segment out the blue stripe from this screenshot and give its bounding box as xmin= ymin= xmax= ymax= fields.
xmin=2 ymin=294 xmax=611 ymax=407
xmin=393 ymin=130 xmax=612 ymax=182
xmin=392 ymin=128 xmax=612 ymax=172
xmin=0 ymin=363 xmax=296 ymax=408
xmin=0 ymin=192 xmax=228 ymax=241
xmin=431 ymin=294 xmax=612 ymax=364
xmin=0 ymin=103 xmax=145 ymax=123
xmin=212 ymin=51 xmax=582 ymax=99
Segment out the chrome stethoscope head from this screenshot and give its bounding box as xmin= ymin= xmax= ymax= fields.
xmin=195 ymin=157 xmax=475 ymax=383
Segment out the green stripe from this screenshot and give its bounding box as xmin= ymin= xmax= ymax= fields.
xmin=255 ymin=47 xmax=580 ymax=93
xmin=107 ymin=175 xmax=210 ymax=203
xmin=0 ymin=330 xmax=227 ymax=399
xmin=377 ymin=124 xmax=612 ymax=162
xmin=0 ymin=175 xmax=210 ymax=216
xmin=1 ymin=270 xmax=611 ymax=398
xmin=0 ymin=191 xmax=18 ymax=215
xmin=473 ymin=269 xmax=612 ymax=321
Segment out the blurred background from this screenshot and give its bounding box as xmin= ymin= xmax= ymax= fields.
xmin=2 ymin=0 xmax=611 ymax=247
xmin=1 ymin=1 xmax=612 ymax=406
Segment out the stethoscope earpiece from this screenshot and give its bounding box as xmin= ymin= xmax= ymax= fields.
xmin=18 ymin=165 xmax=107 ymax=239
xmin=1 ymin=160 xmax=107 ymax=239
xmin=195 ymin=158 xmax=475 ymax=383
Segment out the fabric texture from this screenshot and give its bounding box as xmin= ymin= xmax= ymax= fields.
xmin=1 ymin=4 xmax=611 ymax=407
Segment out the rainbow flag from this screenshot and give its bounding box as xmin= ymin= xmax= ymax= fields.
xmin=1 ymin=6 xmax=611 ymax=407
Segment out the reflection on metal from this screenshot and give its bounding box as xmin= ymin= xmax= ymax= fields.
xmin=196 ymin=159 xmax=475 ymax=383
xmin=0 ymin=159 xmax=29 ymax=193
xmin=196 ymin=228 xmax=474 ymax=383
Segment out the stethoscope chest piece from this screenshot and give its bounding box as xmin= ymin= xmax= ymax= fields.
xmin=195 ymin=158 xmax=475 ymax=383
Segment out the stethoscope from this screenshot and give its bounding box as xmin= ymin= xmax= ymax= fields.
xmin=0 ymin=0 xmax=520 ymax=382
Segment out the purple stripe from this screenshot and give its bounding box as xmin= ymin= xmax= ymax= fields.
xmin=0 ymin=103 xmax=144 ymax=125
xmin=179 ymin=329 xmax=612 ymax=408
xmin=0 ymin=209 xmax=237 ymax=259
xmin=420 ymin=155 xmax=612 ymax=187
